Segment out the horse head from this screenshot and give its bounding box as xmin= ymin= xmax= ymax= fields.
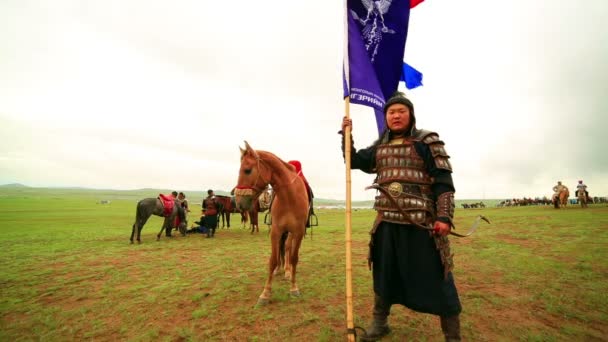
xmin=234 ymin=141 xmax=271 ymax=211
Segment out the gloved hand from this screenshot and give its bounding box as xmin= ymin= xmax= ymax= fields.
xmin=433 ymin=220 xmax=451 ymax=236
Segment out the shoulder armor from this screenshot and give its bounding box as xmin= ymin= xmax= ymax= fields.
xmin=419 ymin=131 xmax=452 ymax=172
xmin=412 ymin=129 xmax=435 ymax=142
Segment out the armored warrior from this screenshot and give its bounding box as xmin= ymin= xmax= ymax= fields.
xmin=340 ymin=92 xmax=461 ymax=341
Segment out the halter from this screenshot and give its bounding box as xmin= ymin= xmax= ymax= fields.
xmin=234 ymin=153 xmax=272 ymax=198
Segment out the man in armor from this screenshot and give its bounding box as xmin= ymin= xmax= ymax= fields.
xmin=202 ymin=189 xmax=220 ymax=238
xmin=340 ymin=92 xmax=461 ymax=341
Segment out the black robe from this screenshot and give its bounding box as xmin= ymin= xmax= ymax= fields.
xmin=349 ymin=139 xmax=462 ymax=316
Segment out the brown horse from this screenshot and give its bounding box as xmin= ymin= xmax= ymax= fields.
xmin=234 ymin=141 xmax=309 ymax=305
xmin=553 ymin=188 xmax=570 ymax=209
xmin=216 ymin=195 xmax=238 ymax=228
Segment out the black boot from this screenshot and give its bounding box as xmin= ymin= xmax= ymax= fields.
xmin=360 ymin=294 xmax=391 ymax=341
xmin=440 ymin=315 xmax=461 ymax=342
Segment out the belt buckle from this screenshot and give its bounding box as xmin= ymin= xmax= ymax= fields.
xmin=387 ymin=182 xmax=402 ymax=197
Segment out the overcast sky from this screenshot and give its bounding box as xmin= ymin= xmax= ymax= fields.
xmin=1 ymin=0 xmax=607 ymax=200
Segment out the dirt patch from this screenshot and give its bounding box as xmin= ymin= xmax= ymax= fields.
xmin=495 ymin=234 xmax=538 ymax=248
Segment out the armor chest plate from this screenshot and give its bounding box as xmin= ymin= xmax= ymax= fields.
xmin=375 ymin=143 xmax=433 ymax=186
xmin=374 ymin=142 xmax=434 ymax=225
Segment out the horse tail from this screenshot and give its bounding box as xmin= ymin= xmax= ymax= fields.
xmin=134 ymin=200 xmax=146 ymax=226
xmin=278 ymin=231 xmax=288 ymax=267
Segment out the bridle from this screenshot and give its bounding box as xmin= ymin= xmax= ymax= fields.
xmin=234 ymin=152 xmax=300 ymax=198
xmin=234 ymin=154 xmax=270 ymax=198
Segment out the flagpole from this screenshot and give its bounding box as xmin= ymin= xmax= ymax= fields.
xmin=343 ymin=0 xmax=355 ymax=339
xmin=344 ymin=97 xmax=355 ymax=342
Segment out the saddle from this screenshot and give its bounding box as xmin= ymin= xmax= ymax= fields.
xmin=158 ymin=194 xmax=175 ymax=217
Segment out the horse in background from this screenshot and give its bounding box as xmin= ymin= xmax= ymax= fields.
xmin=576 ymin=189 xmax=589 ymax=208
xmin=234 ymin=141 xmax=309 ymax=305
xmin=216 ymin=195 xmax=240 ymax=228
xmin=249 ymin=189 xmax=272 ymax=234
xmin=130 ymin=195 xmax=187 ymax=244
xmin=553 ymin=188 xmax=570 ymax=209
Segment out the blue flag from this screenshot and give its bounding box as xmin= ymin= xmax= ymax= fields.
xmin=344 ymin=0 xmax=411 ymax=135
xmin=401 ymin=62 xmax=423 ymax=90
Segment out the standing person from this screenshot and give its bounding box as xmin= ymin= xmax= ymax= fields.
xmin=340 ymin=91 xmax=462 ymax=341
xmin=177 ymin=192 xmax=191 ymax=225
xmin=202 ymin=189 xmax=220 ymax=238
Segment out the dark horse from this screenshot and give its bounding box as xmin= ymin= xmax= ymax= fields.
xmin=130 ymin=196 xmax=187 ymax=244
xmin=216 ymin=195 xmax=241 ymax=228
xmin=234 ymin=141 xmax=309 ymax=305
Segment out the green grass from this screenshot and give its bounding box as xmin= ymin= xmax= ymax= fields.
xmin=0 ymin=187 xmax=607 ymax=341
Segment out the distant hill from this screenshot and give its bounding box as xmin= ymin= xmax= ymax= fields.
xmin=0 ymin=183 xmax=28 ymax=188
xmin=0 ymin=184 xmax=516 ymax=208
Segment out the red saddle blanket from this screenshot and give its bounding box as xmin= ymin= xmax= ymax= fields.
xmin=158 ymin=194 xmax=175 ymax=217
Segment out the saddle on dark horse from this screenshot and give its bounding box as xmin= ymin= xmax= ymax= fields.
xmin=158 ymin=194 xmax=176 ymax=217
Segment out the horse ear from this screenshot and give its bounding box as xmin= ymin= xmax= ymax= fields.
xmin=239 ymin=146 xmax=246 ymax=157
xmin=244 ymin=140 xmax=259 ymax=159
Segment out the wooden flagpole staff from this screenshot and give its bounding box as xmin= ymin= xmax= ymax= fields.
xmin=344 ymin=97 xmax=355 ymax=342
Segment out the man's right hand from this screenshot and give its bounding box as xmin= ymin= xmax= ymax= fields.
xmin=341 ymin=116 xmax=352 ymax=132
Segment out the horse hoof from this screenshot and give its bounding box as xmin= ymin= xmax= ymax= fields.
xmin=256 ymin=297 xmax=270 ymax=306
xmin=290 ymin=290 xmax=301 ymax=297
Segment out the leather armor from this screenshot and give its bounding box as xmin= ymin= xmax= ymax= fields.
xmin=374 ymin=140 xmax=435 ymax=226
xmin=373 ymin=131 xmax=453 ymax=226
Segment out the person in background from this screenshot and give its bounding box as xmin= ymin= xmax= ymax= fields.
xmin=187 ymin=209 xmax=207 ymax=234
xmin=576 ymin=180 xmax=589 ymax=208
xmin=202 ymin=189 xmax=220 ymax=238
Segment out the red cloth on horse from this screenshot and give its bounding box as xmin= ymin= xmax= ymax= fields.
xmin=158 ymin=194 xmax=175 ymax=217
xmin=288 ymin=160 xmax=311 ymax=198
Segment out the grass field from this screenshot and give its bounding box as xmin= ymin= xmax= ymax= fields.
xmin=1 ymin=187 xmax=607 ymax=341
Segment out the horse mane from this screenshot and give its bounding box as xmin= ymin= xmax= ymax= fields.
xmin=255 ymin=150 xmax=296 ymax=174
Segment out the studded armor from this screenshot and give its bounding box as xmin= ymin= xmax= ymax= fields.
xmin=373 ymin=141 xmax=435 ymax=226
xmin=422 ymin=132 xmax=452 ymax=172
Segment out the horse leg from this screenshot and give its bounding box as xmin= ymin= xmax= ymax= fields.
xmin=258 ymin=229 xmax=281 ymax=306
xmin=157 ymin=217 xmax=171 ymax=241
xmin=226 ymin=212 xmax=231 ymax=228
xmin=288 ymin=234 xmax=304 ymax=297
xmin=135 ymin=210 xmax=151 ymax=244
xmin=130 ymin=223 xmax=136 ymax=244
xmin=157 ymin=225 xmax=165 ymax=241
